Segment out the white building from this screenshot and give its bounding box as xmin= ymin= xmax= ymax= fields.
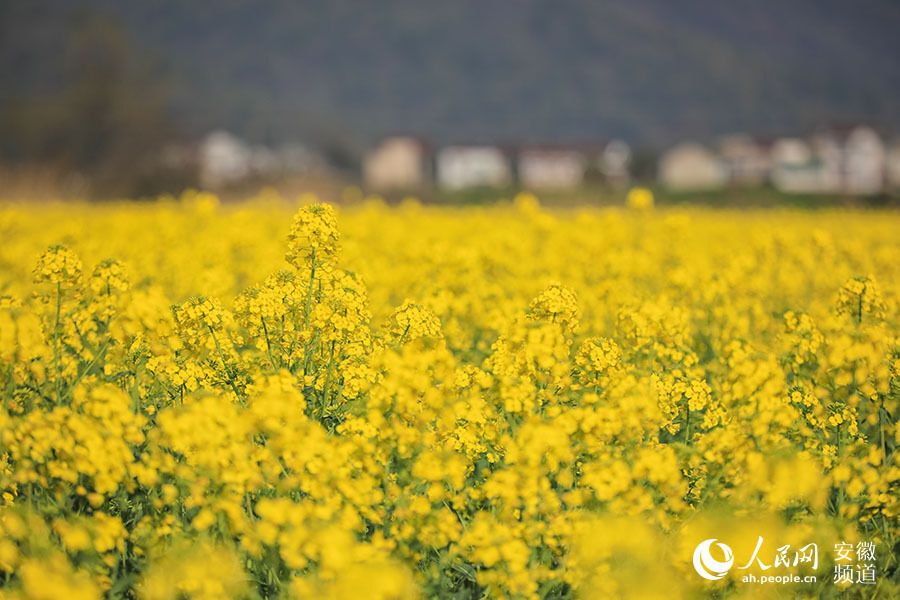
xmin=597 ymin=139 xmax=632 ymax=185
xmin=363 ymin=136 xmax=429 ymax=190
xmin=517 ymin=146 xmax=585 ymax=189
xmin=718 ymin=134 xmax=772 ymax=185
xmin=839 ymin=126 xmax=885 ymax=195
xmin=200 ymin=131 xmax=252 ymax=188
xmin=772 ymin=126 xmax=886 ymax=195
xmin=769 ymin=137 xmax=836 ymax=193
xmin=436 ymin=145 xmax=512 ymax=189
xmin=658 ymin=142 xmax=726 ymax=191
xmin=196 ymin=131 xmax=324 ymax=188
xmin=516 ymin=140 xmax=631 ymax=189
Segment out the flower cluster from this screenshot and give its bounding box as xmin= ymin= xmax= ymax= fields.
xmin=285 ymin=202 xmax=340 ymax=269
xmin=388 ymin=300 xmax=443 ymax=344
xmin=837 ymin=274 xmax=887 ymax=323
xmin=32 ymin=245 xmax=83 ymax=291
xmin=0 ymin=193 xmax=898 ymax=599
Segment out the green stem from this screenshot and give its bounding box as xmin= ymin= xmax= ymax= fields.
xmin=207 ymin=325 xmax=244 ymax=406
xmin=683 ymin=406 xmax=692 ymax=444
xmin=321 ymin=341 xmax=336 ymax=419
xmin=261 ymin=317 xmax=278 ymax=370
xmin=131 ymin=362 xmax=143 ymax=413
xmin=301 ymin=249 xmax=317 ymax=376
xmin=62 ymin=338 xmax=111 ymax=401
xmin=52 ymin=282 xmax=63 ymax=404
xmin=304 ymin=248 xmax=316 ymax=330
xmin=397 ymin=323 xmax=411 ymax=346
xmin=835 ymin=420 xmax=844 ymax=515
xmin=856 ymin=282 xmax=864 ymax=325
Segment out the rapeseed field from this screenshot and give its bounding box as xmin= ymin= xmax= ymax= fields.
xmin=0 ymin=191 xmax=898 ymax=599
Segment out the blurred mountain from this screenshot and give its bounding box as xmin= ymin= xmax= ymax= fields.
xmin=3 ymin=0 xmax=900 ymax=148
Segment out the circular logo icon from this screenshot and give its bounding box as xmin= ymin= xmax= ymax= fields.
xmin=693 ymin=538 xmax=734 ymax=580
